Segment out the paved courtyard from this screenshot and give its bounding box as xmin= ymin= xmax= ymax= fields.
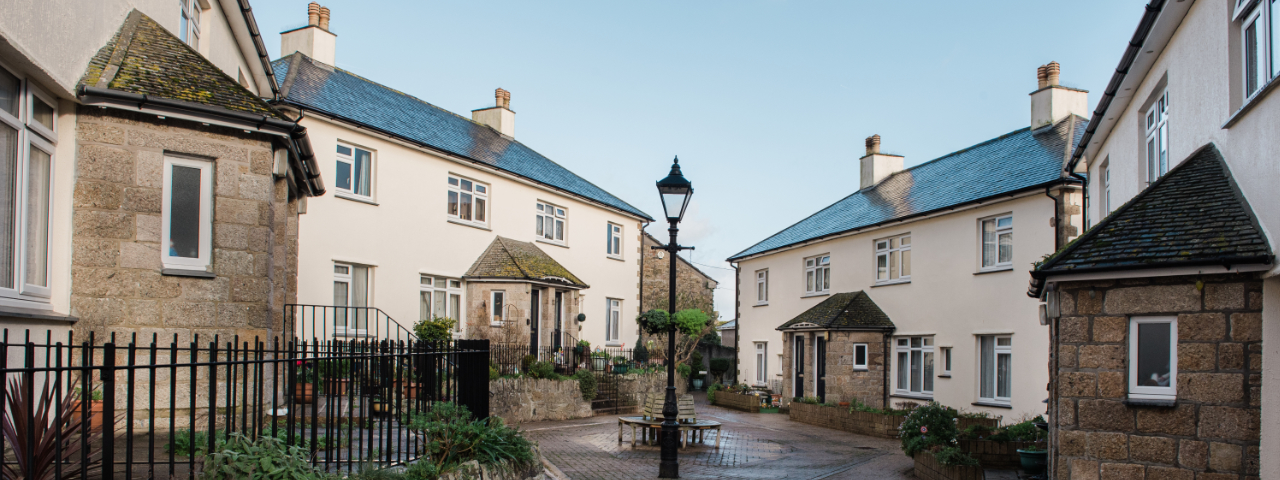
xmin=521 ymin=396 xmax=916 ymax=480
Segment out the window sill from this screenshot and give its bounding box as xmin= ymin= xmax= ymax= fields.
xmin=1124 ymin=397 xmax=1177 ymax=407
xmin=871 ymin=279 xmax=910 ymax=288
xmin=162 ymin=268 xmax=215 ymax=279
xmin=853 ymin=367 xmax=868 ymax=371
xmin=974 ymin=267 xmax=1013 ymax=276
xmin=937 ymin=374 xmax=952 ymax=378
xmin=972 ymin=401 xmax=1012 ymax=409
xmin=0 ymin=305 xmax=78 ymax=323
xmin=490 ymin=322 xmax=505 ymax=328
xmin=753 ymin=302 xmax=769 ymax=307
xmin=335 ymin=192 xmax=378 ymax=206
xmin=605 ymin=342 xmax=622 ymax=347
xmin=800 ymin=292 xmax=830 ymax=299
xmin=448 ymin=219 xmax=491 ymax=231
xmin=891 ymin=393 xmax=933 ymax=401
xmin=1224 ymin=74 xmax=1280 ymax=129
xmin=606 ymin=255 xmax=624 ymax=262
xmin=536 ymin=239 xmax=569 ymax=249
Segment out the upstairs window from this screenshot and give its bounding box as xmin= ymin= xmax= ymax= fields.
xmin=1129 ymin=316 xmax=1177 ymax=401
xmin=447 ymin=176 xmax=487 ymax=226
xmin=1102 ymin=162 xmax=1112 ymax=216
xmin=0 ymin=63 xmax=56 ymax=302
xmin=335 ymin=144 xmax=373 ymax=199
xmin=179 ymin=0 xmax=202 ymax=50
xmin=1237 ymin=0 xmax=1279 ymax=101
xmin=875 ymin=234 xmax=911 ymax=283
xmin=536 ymin=202 xmax=566 ymax=244
xmin=606 ymin=223 xmax=623 ymax=258
xmin=804 ymin=254 xmax=830 ymax=296
xmin=980 ymin=216 xmax=1013 ymax=270
xmin=1145 ymin=90 xmax=1169 ymax=183
xmin=161 ymin=156 xmax=213 ymax=273
xmin=755 ymin=269 xmax=768 ymax=305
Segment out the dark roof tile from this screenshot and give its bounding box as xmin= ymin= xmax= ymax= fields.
xmin=777 ymin=291 xmax=894 ymax=331
xmin=464 ymin=237 xmax=588 ymax=288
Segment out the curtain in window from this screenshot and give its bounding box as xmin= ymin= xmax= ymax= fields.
xmin=897 ymin=351 xmax=908 ymax=390
xmin=352 ymin=265 xmax=368 ymax=330
xmin=982 ymin=221 xmax=996 ymax=266
xmin=922 ymin=351 xmax=934 ymax=392
xmin=998 ymin=231 xmax=1012 ymax=265
xmin=997 ymin=351 xmax=1011 ymax=398
xmin=980 ymin=336 xmax=994 ymax=398
xmin=420 ymin=291 xmax=431 ymax=322
xmin=333 ymin=280 xmax=349 ymax=327
xmin=0 ymin=125 xmax=15 ymax=289
xmin=24 ymin=147 xmax=50 ymax=287
xmin=354 ymin=149 xmax=371 ymax=196
xmin=434 ymin=291 xmax=446 ymax=319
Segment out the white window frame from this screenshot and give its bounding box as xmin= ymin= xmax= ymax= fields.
xmin=853 ymin=343 xmax=868 ymax=370
xmin=606 ymin=222 xmax=623 ymax=259
xmin=755 ymin=269 xmax=768 ymax=305
xmin=489 ymin=290 xmax=506 ymax=327
xmin=1129 ymin=316 xmax=1178 ymax=401
xmin=803 ymin=254 xmax=830 ymax=296
xmin=420 ymin=275 xmax=463 ymax=334
xmin=979 ymin=215 xmax=1013 ymax=271
xmin=940 ymin=347 xmax=952 ymax=376
xmin=978 ymin=335 xmax=1012 ymax=405
xmin=179 ymin=0 xmax=202 ymax=50
xmin=0 ymin=62 xmax=58 ymax=305
xmin=1102 ymin=163 xmax=1112 ymax=215
xmin=1241 ymin=1 xmax=1277 ymax=101
xmin=25 ymin=81 xmax=56 ymax=143
xmin=894 ymin=336 xmax=934 ymax=396
xmin=755 ymin=342 xmax=767 ymax=385
xmin=447 ymin=175 xmax=487 ymax=226
xmin=536 ymin=202 xmax=567 ymax=244
xmin=160 ymin=155 xmax=213 ymax=272
xmin=333 ymin=263 xmax=369 ymax=336
xmin=874 ymin=234 xmax=911 ymax=283
xmin=335 ymin=143 xmax=374 ymax=200
xmin=605 ymin=298 xmax=622 ymax=345
xmin=1145 ymin=90 xmax=1169 ymax=183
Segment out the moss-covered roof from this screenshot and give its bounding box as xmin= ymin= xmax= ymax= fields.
xmin=464 ymin=237 xmax=588 ymax=288
xmin=80 ymin=10 xmax=280 ymax=117
xmin=777 ymin=291 xmax=895 ymax=331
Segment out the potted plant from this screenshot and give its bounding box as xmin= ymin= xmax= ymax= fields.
xmin=319 ymin=359 xmax=351 ymax=395
xmin=591 ymin=349 xmax=609 ymax=371
xmin=575 ymin=340 xmax=590 ymax=355
xmin=1017 ymin=444 xmax=1048 ymax=474
xmin=612 ymin=355 xmax=629 ymax=374
xmin=71 ymin=388 xmax=105 ymax=431
xmin=400 ymin=368 xmax=422 ymax=399
xmin=691 ymin=374 xmax=704 ymax=391
xmin=293 ymin=362 xmax=316 ymax=404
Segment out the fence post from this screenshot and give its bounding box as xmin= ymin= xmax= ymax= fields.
xmin=456 ymin=340 xmax=490 ymax=420
xmin=102 ymin=342 xmax=116 ymax=480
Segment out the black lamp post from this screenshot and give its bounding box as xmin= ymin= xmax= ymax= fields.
xmin=654 ymin=157 xmax=693 ymax=478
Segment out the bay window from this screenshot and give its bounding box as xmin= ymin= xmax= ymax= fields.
xmin=978 ymin=335 xmax=1012 ymax=404
xmin=980 ymin=216 xmax=1013 ymax=270
xmin=536 ymin=202 xmax=566 ymax=243
xmin=447 ymin=176 xmax=487 ymax=226
xmin=0 ymin=63 xmax=56 ymax=303
xmin=875 ymin=234 xmax=910 ymax=283
xmin=895 ymin=336 xmax=933 ymax=396
xmin=1129 ymin=317 xmax=1177 ymax=401
xmin=804 ymin=254 xmax=830 ymax=295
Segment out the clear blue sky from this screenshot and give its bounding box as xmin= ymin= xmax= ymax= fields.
xmin=254 ymin=0 xmax=1149 ymax=322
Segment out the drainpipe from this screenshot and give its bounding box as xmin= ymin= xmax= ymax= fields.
xmin=732 ymin=262 xmax=740 ymax=386
xmin=1070 ymin=173 xmax=1088 ymax=232
xmin=882 ymin=332 xmax=890 ymax=409
xmin=1045 ymin=187 xmax=1063 ymax=251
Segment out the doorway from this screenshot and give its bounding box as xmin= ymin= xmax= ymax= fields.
xmin=553 ymin=291 xmax=564 ymax=351
xmin=815 ymin=336 xmax=827 ymax=403
xmin=530 ymin=289 xmax=541 ymax=356
xmin=794 ymin=335 xmax=805 ymax=397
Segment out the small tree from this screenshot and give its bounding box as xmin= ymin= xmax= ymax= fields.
xmin=413 ymin=316 xmax=457 ymax=342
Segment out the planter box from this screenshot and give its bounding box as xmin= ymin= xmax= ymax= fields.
xmin=957 ymin=439 xmax=1036 ymax=468
xmin=711 ymin=391 xmax=760 ymax=413
xmin=956 ymin=416 xmax=1000 ymax=431
xmin=914 ymin=451 xmax=984 ymax=480
xmin=788 ymin=402 xmax=904 ymax=439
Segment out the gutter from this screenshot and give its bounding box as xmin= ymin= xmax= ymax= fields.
xmin=78 ymin=86 xmax=324 ymax=196
xmin=233 ymin=0 xmax=280 ymax=98
xmin=1065 ymin=0 xmax=1166 ymax=173
xmin=1028 ymin=255 xmax=1273 ymax=298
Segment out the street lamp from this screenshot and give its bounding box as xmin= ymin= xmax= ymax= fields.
xmin=654 ymin=157 xmax=692 ymax=478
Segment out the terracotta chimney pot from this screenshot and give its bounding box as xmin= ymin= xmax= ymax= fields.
xmin=308 ymin=3 xmax=320 ymax=27
xmin=496 ymin=88 xmax=511 ymax=109
xmin=1046 ymin=61 xmax=1061 ymax=86
xmin=1037 ymin=65 xmax=1048 ymax=89
xmin=318 ymin=6 xmax=331 ymax=30
xmin=866 ymin=134 xmax=881 ymax=155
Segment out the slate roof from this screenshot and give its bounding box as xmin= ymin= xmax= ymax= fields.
xmin=80 ymin=10 xmax=280 ymax=117
xmin=776 ymin=291 xmax=895 ymax=331
xmin=464 ymin=237 xmax=589 ymax=288
xmin=729 ymin=117 xmax=1086 ymax=261
xmin=271 ymin=54 xmax=652 ymax=221
xmin=1032 ymin=144 xmax=1271 ymax=279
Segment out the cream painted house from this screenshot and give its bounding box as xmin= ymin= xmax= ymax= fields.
xmin=271 ymin=5 xmax=653 ymax=350
xmin=727 ymin=66 xmax=1087 ymax=418
xmin=1030 ymin=0 xmax=1280 ymax=477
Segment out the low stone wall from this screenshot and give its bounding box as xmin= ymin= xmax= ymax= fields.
xmin=957 ymin=439 xmax=1035 ymax=468
xmin=914 ymin=451 xmax=984 ymax=480
xmin=712 ymin=391 xmax=761 ymax=413
xmin=616 ymin=371 xmax=688 ymax=410
xmin=788 ymin=402 xmax=904 ymax=438
xmin=490 ymin=377 xmax=592 ymax=424
xmin=438 ymin=445 xmax=547 ymax=480
xmin=956 ymin=416 xmax=1000 ymax=431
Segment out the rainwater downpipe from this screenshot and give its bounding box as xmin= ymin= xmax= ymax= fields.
xmin=882 ymin=333 xmax=890 ymax=409
xmin=1070 ymin=173 xmax=1089 ymax=232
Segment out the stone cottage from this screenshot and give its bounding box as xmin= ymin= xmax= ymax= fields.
xmin=777 ymin=291 xmax=895 ymax=407
xmin=462 ymin=236 xmax=587 ymax=353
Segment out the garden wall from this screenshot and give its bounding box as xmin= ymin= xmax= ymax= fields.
xmin=438 ymin=445 xmax=548 ymax=480
xmin=617 ymin=371 xmax=688 ymax=410
xmin=913 ymin=451 xmax=984 ymax=480
xmin=788 ymin=402 xmax=904 ymax=438
xmin=712 ymin=391 xmax=761 ymax=413
xmin=490 ymin=377 xmax=591 ymax=424
xmin=957 ymin=439 xmax=1035 ymax=468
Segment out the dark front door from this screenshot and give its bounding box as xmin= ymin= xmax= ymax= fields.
xmin=530 ymin=289 xmax=540 ymax=356
xmin=816 ymin=336 xmax=827 ymax=403
xmin=553 ymin=292 xmax=564 ymax=351
xmin=794 ymin=336 xmax=804 ymax=398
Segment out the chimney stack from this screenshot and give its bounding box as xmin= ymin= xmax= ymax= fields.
xmin=472 ymin=88 xmax=516 ymax=137
xmin=859 ymin=134 xmax=904 ymax=190
xmin=281 ymin=3 xmax=337 ymax=65
xmin=1029 ymin=61 xmax=1089 ymax=129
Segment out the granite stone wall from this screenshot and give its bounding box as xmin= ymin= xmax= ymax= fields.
xmin=490 ymin=377 xmax=592 ymax=424
xmin=782 ymin=330 xmax=888 ymax=408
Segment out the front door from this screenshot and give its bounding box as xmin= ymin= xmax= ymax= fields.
xmin=530 ymin=289 xmax=541 ymax=356
xmin=816 ymin=336 xmax=827 ymax=403
xmin=794 ymin=335 xmax=805 ymax=398
xmin=554 ymin=291 xmax=564 ymax=351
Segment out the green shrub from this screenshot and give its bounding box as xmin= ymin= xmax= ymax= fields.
xmin=959 ymin=424 xmax=994 ymax=440
xmin=412 ymin=317 xmax=456 ymax=342
xmin=690 ymin=351 xmax=704 ymax=373
xmin=202 ymin=433 xmax=330 ymax=480
xmin=985 ymin=416 xmax=1046 ymax=443
xmin=707 ymin=383 xmax=722 ymax=404
xmin=676 ymin=363 xmax=691 ymax=378
xmin=899 ymin=402 xmax=959 ymax=457
xmin=573 ymin=369 xmax=597 ymax=401
xmin=933 ymin=446 xmax=980 ymax=466
xmin=633 ymin=343 xmax=649 ymax=364
xmin=489 ymin=366 xmax=500 ymax=380
xmin=167 ymin=429 xmax=229 ymax=457
xmin=799 ymin=396 xmax=820 ymax=405
xmin=405 ymin=402 xmax=535 ymax=476
xmin=519 ymin=355 xmax=536 ymax=374
xmin=708 ymin=358 xmax=731 ymax=380
xmin=528 ymin=361 xmax=559 ymax=380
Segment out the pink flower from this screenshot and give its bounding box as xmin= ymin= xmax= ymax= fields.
xmin=920 ymin=426 xmax=928 ymax=434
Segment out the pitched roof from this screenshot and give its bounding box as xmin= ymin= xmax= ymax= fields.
xmin=271 ymin=54 xmax=652 ymax=221
xmin=464 ymin=237 xmax=589 ymax=288
xmin=1032 ymin=144 xmax=1271 ymax=281
xmin=777 ymin=291 xmax=895 ymax=331
xmin=729 ymin=117 xmax=1086 ymax=261
xmin=80 ymin=10 xmax=280 ymax=118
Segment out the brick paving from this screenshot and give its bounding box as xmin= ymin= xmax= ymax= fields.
xmin=520 ymin=396 xmax=915 ymax=480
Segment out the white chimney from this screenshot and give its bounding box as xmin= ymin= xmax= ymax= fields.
xmin=281 ymin=3 xmax=337 ymax=65
xmin=1029 ymin=61 xmax=1089 ymax=129
xmin=472 ymin=88 xmax=515 ymax=137
xmin=859 ymin=134 xmax=904 ymax=190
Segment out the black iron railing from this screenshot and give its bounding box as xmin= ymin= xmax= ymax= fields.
xmin=0 ymin=329 xmax=488 ymax=479
xmin=285 ymin=304 xmax=418 ymax=343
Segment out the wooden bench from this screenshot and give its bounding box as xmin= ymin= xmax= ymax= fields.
xmin=618 ymin=416 xmax=722 ymax=448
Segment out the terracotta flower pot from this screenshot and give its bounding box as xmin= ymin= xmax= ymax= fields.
xmin=325 ymin=379 xmax=350 ymax=395
xmin=293 ymin=383 xmax=315 ymax=404
xmin=72 ymin=400 xmax=105 ymax=431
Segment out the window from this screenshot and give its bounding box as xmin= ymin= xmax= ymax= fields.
xmin=853 ymin=343 xmax=868 ymax=370
xmin=755 ymin=269 xmax=768 ymax=304
xmin=446 ymin=175 xmax=487 ymax=225
xmin=606 ymin=223 xmax=623 ymax=258
xmin=333 ymin=263 xmax=369 ymax=335
xmin=179 ymin=0 xmax=201 ymax=50
xmin=941 ymin=347 xmax=952 ymax=376
xmin=755 ymin=342 xmax=767 ymax=384
xmin=980 ymin=216 xmax=1013 ymax=270
xmin=1238 ymin=0 xmax=1280 ymax=100
xmin=875 ymin=234 xmax=911 ymax=283
xmin=1102 ymin=162 xmax=1112 ymax=216
xmin=489 ymin=290 xmax=506 ymax=326
xmin=536 ymin=202 xmax=566 ymax=243
xmin=421 ymin=275 xmax=462 ymax=332
xmin=605 ymin=298 xmax=621 ymax=344
xmin=979 ymin=336 xmax=1012 ymax=404
xmin=804 ymin=255 xmax=830 ymax=295
xmin=1145 ymin=90 xmax=1169 ymax=183
xmin=1129 ymin=316 xmax=1177 ymax=400
xmin=0 ymin=63 xmax=56 ymax=302
xmin=335 ymin=144 xmax=373 ymax=199
xmin=895 ymin=336 xmax=933 ymax=396
xmin=161 ymin=156 xmax=213 ymax=272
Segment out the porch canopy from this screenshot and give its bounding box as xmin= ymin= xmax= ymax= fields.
xmin=777 ymin=291 xmax=895 ymax=333
xmin=464 ymin=236 xmax=589 ymax=289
